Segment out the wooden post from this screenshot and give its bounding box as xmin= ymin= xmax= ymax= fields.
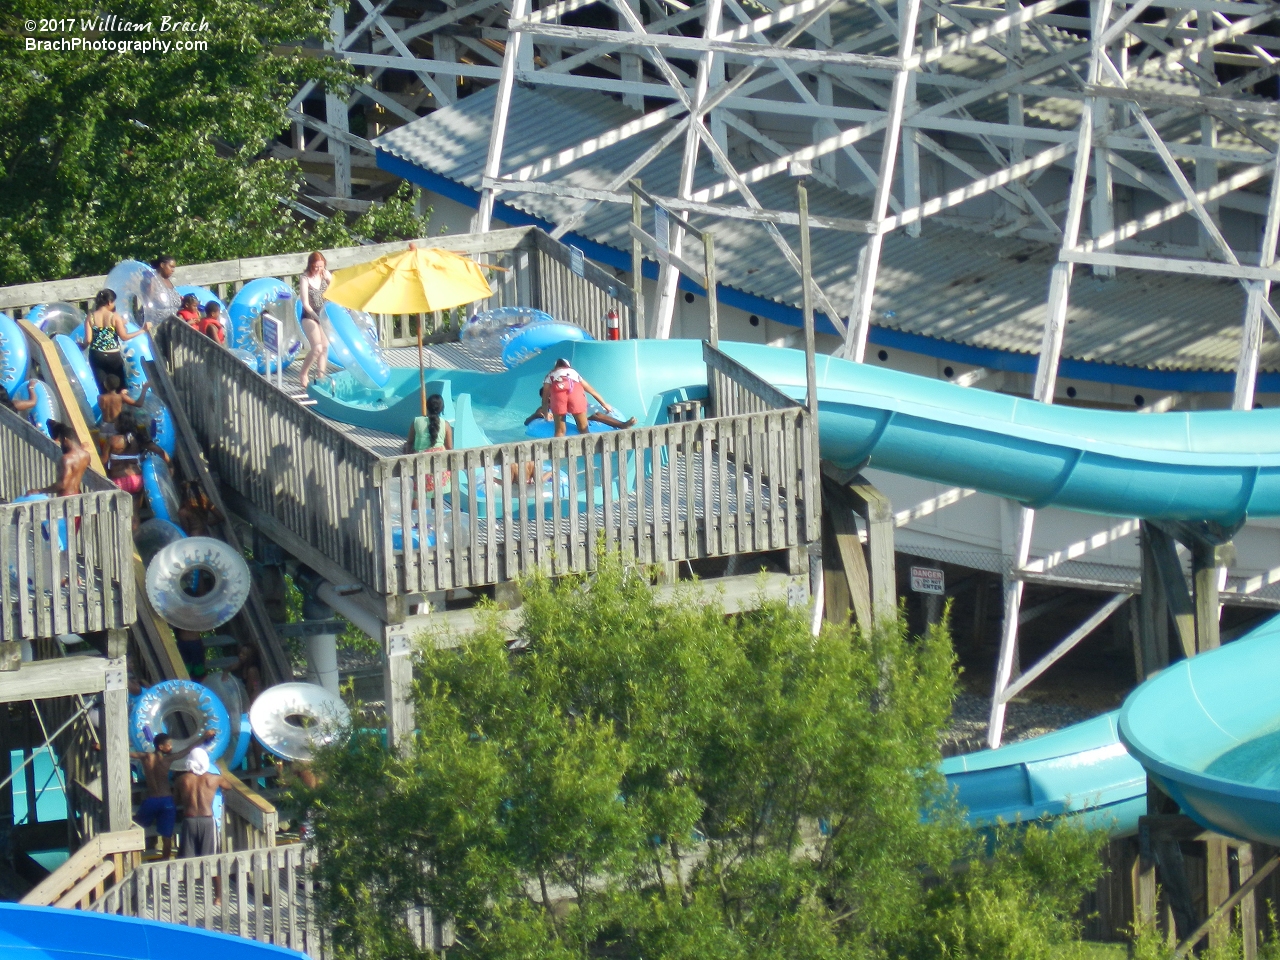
xmin=1192 ymin=540 xmax=1224 ymax=653
xmin=103 ymin=661 xmax=131 ymax=833
xmin=383 ymin=628 xmax=414 ymax=756
xmin=631 ymin=182 xmax=646 ymax=339
xmin=821 ymin=475 xmax=872 ymax=629
xmin=1137 ymin=524 xmax=1169 ymax=677
xmin=1143 ymin=523 xmax=1196 ymax=661
xmin=703 ymin=230 xmax=718 ymax=349
xmin=1239 ymin=842 xmax=1258 ymax=960
xmin=1206 ymin=836 xmax=1231 ymax=952
xmin=798 ymin=182 xmax=823 ymax=628
xmin=847 ymin=479 xmax=896 ymax=622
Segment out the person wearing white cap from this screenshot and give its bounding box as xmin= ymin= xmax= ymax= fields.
xmin=174 ymin=746 xmax=225 ymax=864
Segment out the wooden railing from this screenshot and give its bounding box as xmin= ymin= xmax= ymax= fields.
xmin=94 ymin=843 xmax=453 ymax=957
xmin=704 ymin=341 xmax=800 ymax=417
xmin=220 ymin=764 xmax=279 ymax=851
xmin=22 ymin=827 xmax=144 ymax=910
xmin=380 ymin=409 xmax=816 ymax=595
xmin=0 ymin=409 xmax=135 ymax=642
xmin=527 ymin=229 xmax=636 ymax=341
xmin=156 ymin=318 xmax=389 ymax=593
xmin=0 ymin=226 xmax=635 ymax=349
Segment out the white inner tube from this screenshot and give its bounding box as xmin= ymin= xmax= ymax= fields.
xmin=145 ymin=537 xmax=251 ymax=632
xmin=248 ymin=682 xmax=351 ymax=762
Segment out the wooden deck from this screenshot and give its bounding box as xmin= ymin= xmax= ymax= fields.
xmin=159 ymin=317 xmax=818 ymax=600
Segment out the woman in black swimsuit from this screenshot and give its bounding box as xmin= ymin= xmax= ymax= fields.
xmin=84 ymin=289 xmax=151 ymax=391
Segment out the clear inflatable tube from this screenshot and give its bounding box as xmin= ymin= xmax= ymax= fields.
xmin=248 ymin=682 xmax=351 ymax=762
xmin=500 ymin=320 xmax=593 ymax=369
xmin=0 ymin=312 xmax=29 ymax=395
xmin=202 ymin=671 xmax=252 ymax=769
xmin=133 ymin=518 xmax=186 ymax=566
xmin=145 ymin=536 xmax=251 ymax=632
xmin=129 ymin=679 xmax=231 ymax=762
xmin=27 ymin=302 xmax=85 ymax=339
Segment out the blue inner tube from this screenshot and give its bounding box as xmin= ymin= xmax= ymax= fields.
xmin=10 ymin=494 xmax=68 ymax=552
xmin=230 ymin=278 xmax=300 ymax=372
xmin=326 ymin=302 xmax=390 ymax=388
xmin=0 ymin=312 xmax=29 ymax=395
xmin=53 ymin=334 xmax=100 ymax=423
xmin=129 ymin=679 xmax=231 ymax=760
xmin=149 ymin=404 xmax=176 ymax=456
xmin=142 ymin=454 xmax=180 ymax=523
xmin=501 ymin=321 xmax=593 ymax=369
xmin=134 ymin=517 xmax=187 ymax=567
xmin=13 ymin=381 xmax=58 ymax=438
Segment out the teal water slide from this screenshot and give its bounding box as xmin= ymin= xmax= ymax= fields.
xmin=315 ymin=336 xmax=1280 ymax=840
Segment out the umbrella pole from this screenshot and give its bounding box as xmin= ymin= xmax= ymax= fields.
xmin=417 ymin=315 xmax=428 ymax=417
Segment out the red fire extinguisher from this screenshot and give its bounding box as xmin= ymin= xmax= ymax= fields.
xmin=606 ymin=308 xmax=620 ymax=341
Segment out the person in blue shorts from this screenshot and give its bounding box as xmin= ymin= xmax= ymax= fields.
xmin=131 ymin=731 xmax=210 ymax=859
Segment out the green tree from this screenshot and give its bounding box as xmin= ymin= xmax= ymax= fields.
xmin=2 ymin=0 xmax=428 ymax=284
xmin=304 ymin=555 xmax=1106 ymax=959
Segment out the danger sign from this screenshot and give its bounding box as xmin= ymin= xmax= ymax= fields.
xmin=910 ymin=566 xmax=945 ymax=595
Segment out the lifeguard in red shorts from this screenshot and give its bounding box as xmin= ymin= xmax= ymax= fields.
xmin=539 ymin=358 xmax=634 ymax=437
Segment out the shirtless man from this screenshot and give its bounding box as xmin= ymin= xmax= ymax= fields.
xmin=130 ymin=732 xmax=210 ymax=858
xmin=97 ymin=376 xmax=147 ymax=438
xmin=174 ymin=747 xmax=225 ymax=889
xmin=29 ymin=422 xmax=90 ymax=497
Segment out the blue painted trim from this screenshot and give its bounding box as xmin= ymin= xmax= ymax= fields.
xmin=379 ymin=150 xmax=1278 ymax=396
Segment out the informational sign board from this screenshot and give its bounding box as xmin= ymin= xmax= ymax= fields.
xmin=262 ymin=313 xmax=280 ymax=355
xmin=261 ymin=313 xmax=283 ymax=391
xmin=655 ymin=207 xmax=670 ymax=252
xmin=909 ymin=565 xmax=945 ymax=595
xmin=569 ymin=246 xmax=585 ymax=277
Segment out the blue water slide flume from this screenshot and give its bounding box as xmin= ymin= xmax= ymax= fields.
xmin=1119 ymin=614 xmax=1280 ymax=845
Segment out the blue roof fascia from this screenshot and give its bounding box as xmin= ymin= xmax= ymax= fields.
xmin=378 ymin=150 xmax=1277 ymax=396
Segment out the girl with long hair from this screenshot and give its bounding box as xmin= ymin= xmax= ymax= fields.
xmin=297 ymin=251 xmax=333 ymax=391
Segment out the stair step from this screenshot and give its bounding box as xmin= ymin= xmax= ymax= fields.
xmin=206 ymin=656 xmax=240 ymax=671
xmin=201 ymin=634 xmax=236 ymax=649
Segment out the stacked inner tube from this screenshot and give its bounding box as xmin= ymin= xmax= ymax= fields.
xmin=129 ymin=679 xmax=231 ymax=765
xmin=144 ymin=537 xmax=250 ymax=632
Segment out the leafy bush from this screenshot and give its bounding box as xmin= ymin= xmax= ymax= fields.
xmin=303 ymin=554 xmax=1106 ymax=959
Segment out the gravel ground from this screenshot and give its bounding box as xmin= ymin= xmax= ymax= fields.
xmin=940 ymin=692 xmax=1099 ymax=757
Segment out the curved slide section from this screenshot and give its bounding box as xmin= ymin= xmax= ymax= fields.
xmin=941 ymin=712 xmax=1147 ymax=836
xmin=1120 ymin=615 xmax=1280 ymax=845
xmin=719 ymin=342 xmax=1280 ymax=524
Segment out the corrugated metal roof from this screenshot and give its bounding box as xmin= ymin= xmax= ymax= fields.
xmin=375 ymin=84 xmax=1277 ymax=374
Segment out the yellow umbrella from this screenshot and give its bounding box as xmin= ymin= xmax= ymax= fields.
xmin=325 ymin=245 xmax=494 ymax=418
xmin=325 ymin=245 xmax=492 ymax=314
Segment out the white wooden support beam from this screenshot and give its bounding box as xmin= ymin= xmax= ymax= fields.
xmin=845 ymin=0 xmax=923 ymax=362
xmin=653 ymin=0 xmax=724 ymax=339
xmin=999 ymin=592 xmax=1132 ymax=703
xmin=475 ymin=0 xmax=532 ymax=233
xmin=383 ymin=625 xmax=414 ymax=755
xmin=326 ymin=5 xmax=352 ymax=199
xmin=988 ymin=505 xmax=1033 ymax=748
xmin=1235 ymin=150 xmax=1280 ymax=410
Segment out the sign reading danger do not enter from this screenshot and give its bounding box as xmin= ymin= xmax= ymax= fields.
xmin=910 ymin=566 xmax=945 ymax=595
